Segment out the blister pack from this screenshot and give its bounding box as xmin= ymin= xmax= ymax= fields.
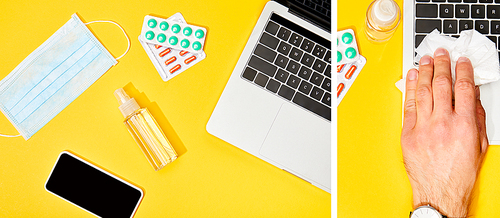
xmin=139 ymin=13 xmax=206 ymax=82
xmin=139 ymin=15 xmax=207 ymax=54
xmin=337 ymin=55 xmax=366 ymax=106
xmin=337 ymin=29 xmax=360 ymax=65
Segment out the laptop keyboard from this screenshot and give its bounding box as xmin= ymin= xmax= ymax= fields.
xmin=415 ymin=0 xmax=500 ymax=62
xmin=241 ymin=13 xmax=331 ymax=121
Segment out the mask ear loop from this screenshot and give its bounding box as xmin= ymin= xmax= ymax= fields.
xmin=0 ymin=133 xmax=21 ymax=137
xmin=84 ymin=20 xmax=131 ymax=60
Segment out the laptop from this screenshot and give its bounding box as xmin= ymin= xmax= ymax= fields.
xmin=206 ymin=0 xmax=331 ymax=193
xmin=402 ymin=0 xmax=500 ymax=145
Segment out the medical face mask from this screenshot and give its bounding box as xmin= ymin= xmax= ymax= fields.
xmin=0 ymin=14 xmax=130 ymax=140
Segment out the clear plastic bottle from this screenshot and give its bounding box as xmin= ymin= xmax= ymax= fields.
xmin=365 ymin=0 xmax=401 ymax=42
xmin=114 ymin=88 xmax=177 ymax=171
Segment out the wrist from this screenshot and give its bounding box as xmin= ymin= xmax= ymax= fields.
xmin=413 ymin=192 xmax=469 ymax=218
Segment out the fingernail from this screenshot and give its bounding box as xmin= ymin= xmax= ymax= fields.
xmin=435 ymin=48 xmax=448 ymax=57
xmin=458 ymin=57 xmax=470 ymax=63
xmin=408 ymin=69 xmax=418 ymax=81
xmin=420 ymin=56 xmax=431 ymax=65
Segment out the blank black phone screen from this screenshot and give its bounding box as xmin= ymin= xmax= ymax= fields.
xmin=45 ymin=152 xmax=143 ymax=218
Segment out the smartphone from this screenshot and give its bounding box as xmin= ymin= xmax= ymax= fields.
xmin=45 ymin=151 xmax=144 ymax=218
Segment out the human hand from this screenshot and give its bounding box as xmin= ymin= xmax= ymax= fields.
xmin=401 ymin=48 xmax=489 ymax=217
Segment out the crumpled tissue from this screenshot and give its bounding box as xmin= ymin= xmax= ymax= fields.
xmin=396 ymin=29 xmax=500 ymax=91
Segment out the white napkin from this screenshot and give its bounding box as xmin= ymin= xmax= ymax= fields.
xmin=396 ymin=29 xmax=500 ymax=91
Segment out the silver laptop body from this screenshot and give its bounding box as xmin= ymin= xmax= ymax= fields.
xmin=207 ymin=1 xmax=331 ymax=193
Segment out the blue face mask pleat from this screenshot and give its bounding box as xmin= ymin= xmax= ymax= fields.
xmin=0 ymin=14 xmax=122 ymax=140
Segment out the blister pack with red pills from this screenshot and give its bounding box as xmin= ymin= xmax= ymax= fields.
xmin=336 ymin=29 xmax=366 ymax=106
xmin=139 ymin=13 xmax=207 ymax=82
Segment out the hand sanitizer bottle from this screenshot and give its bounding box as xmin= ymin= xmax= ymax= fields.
xmin=114 ymin=88 xmax=177 ymax=171
xmin=365 ymin=0 xmax=401 ymax=42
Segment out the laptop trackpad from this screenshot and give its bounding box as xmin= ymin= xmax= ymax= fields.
xmin=259 ymin=103 xmax=331 ymax=186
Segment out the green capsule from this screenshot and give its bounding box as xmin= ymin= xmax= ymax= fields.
xmin=342 ymin=32 xmax=353 ymax=44
xmin=148 ymin=19 xmax=157 ymax=28
xmin=172 ymin=24 xmax=181 ymax=34
xmin=337 ymin=51 xmax=342 ymax=62
xmin=192 ymin=41 xmax=202 ymax=51
xmin=183 ymin=27 xmax=192 ymax=36
xmin=159 ymin=21 xmax=169 ymax=31
xmin=181 ymin=39 xmax=190 ymax=48
xmin=345 ymin=47 xmax=357 ymax=59
xmin=145 ymin=31 xmax=155 ymax=40
xmin=195 ymin=29 xmax=204 ymax=39
xmin=157 ymin=33 xmax=166 ymax=43
xmin=169 ymin=36 xmax=178 ymax=45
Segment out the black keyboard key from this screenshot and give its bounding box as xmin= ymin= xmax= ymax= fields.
xmin=440 ymin=4 xmax=454 ymax=18
xmin=255 ymin=73 xmax=269 ymax=87
xmin=277 ymin=41 xmax=292 ymax=55
xmin=254 ymin=44 xmax=277 ymax=62
xmin=275 ymin=69 xmax=289 ymax=83
xmin=475 ymin=20 xmax=489 ymax=34
xmin=293 ymin=92 xmax=331 ymax=120
xmin=492 ymin=21 xmax=500 ymax=34
xmin=265 ymin=21 xmax=279 ymax=35
xmin=286 ymin=60 xmax=301 ymax=74
xmin=242 ymin=67 xmax=257 ymax=81
xmin=456 ymin=5 xmax=469 ymax=18
xmin=301 ymin=53 xmax=315 ymax=67
xmin=310 ymin=86 xmax=324 ymax=101
xmin=300 ymin=39 xmax=315 ymax=53
xmin=289 ymin=47 xmax=304 ymax=61
xmin=260 ymin=33 xmax=280 ymax=49
xmin=443 ymin=20 xmax=458 ymax=34
xmin=312 ymin=44 xmax=326 ymax=58
xmin=415 ymin=35 xmax=426 ymax=48
xmin=278 ymin=85 xmax=295 ymax=100
xmin=277 ymin=27 xmax=291 ymax=41
xmin=487 ymin=36 xmax=497 ymax=48
xmin=480 ymin=0 xmax=493 ymax=2
xmin=310 ymin=72 xmax=324 ymax=86
xmin=471 ymin=5 xmax=485 ymax=18
xmin=464 ymin=0 xmax=477 ymax=2
xmin=459 ymin=20 xmax=473 ymax=31
xmin=433 ymin=0 xmax=446 ymax=2
xmin=312 ymin=59 xmax=327 ymax=73
xmin=448 ymin=0 xmax=461 ymax=2
xmin=275 ymin=54 xmax=289 ymax=68
xmin=266 ymin=79 xmax=280 ymax=93
xmin=287 ymin=74 xmax=301 ymax=89
xmin=321 ymin=93 xmax=331 ymax=107
xmin=416 ymin=4 xmax=438 ymax=18
xmin=416 ymin=0 xmax=430 ymax=2
xmin=416 ymin=19 xmax=441 ymax=33
xmin=298 ymin=80 xmax=313 ymax=95
xmin=324 ymin=65 xmax=331 ymax=78
xmin=249 ymin=56 xmax=277 ymax=77
xmin=298 ymin=66 xmax=313 ymax=80
xmin=488 ymin=5 xmax=500 ymax=19
xmin=289 ymin=33 xmax=303 ymax=47
xmin=322 ymin=78 xmax=331 ymax=91
xmin=324 ymin=50 xmax=331 ymax=63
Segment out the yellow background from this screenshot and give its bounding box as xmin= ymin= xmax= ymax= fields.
xmin=338 ymin=0 xmax=500 ymax=217
xmin=0 ymin=0 xmax=330 ymax=217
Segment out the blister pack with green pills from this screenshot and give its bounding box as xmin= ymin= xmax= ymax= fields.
xmin=337 ymin=29 xmax=359 ymax=65
xmin=139 ymin=15 xmax=207 ymax=54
